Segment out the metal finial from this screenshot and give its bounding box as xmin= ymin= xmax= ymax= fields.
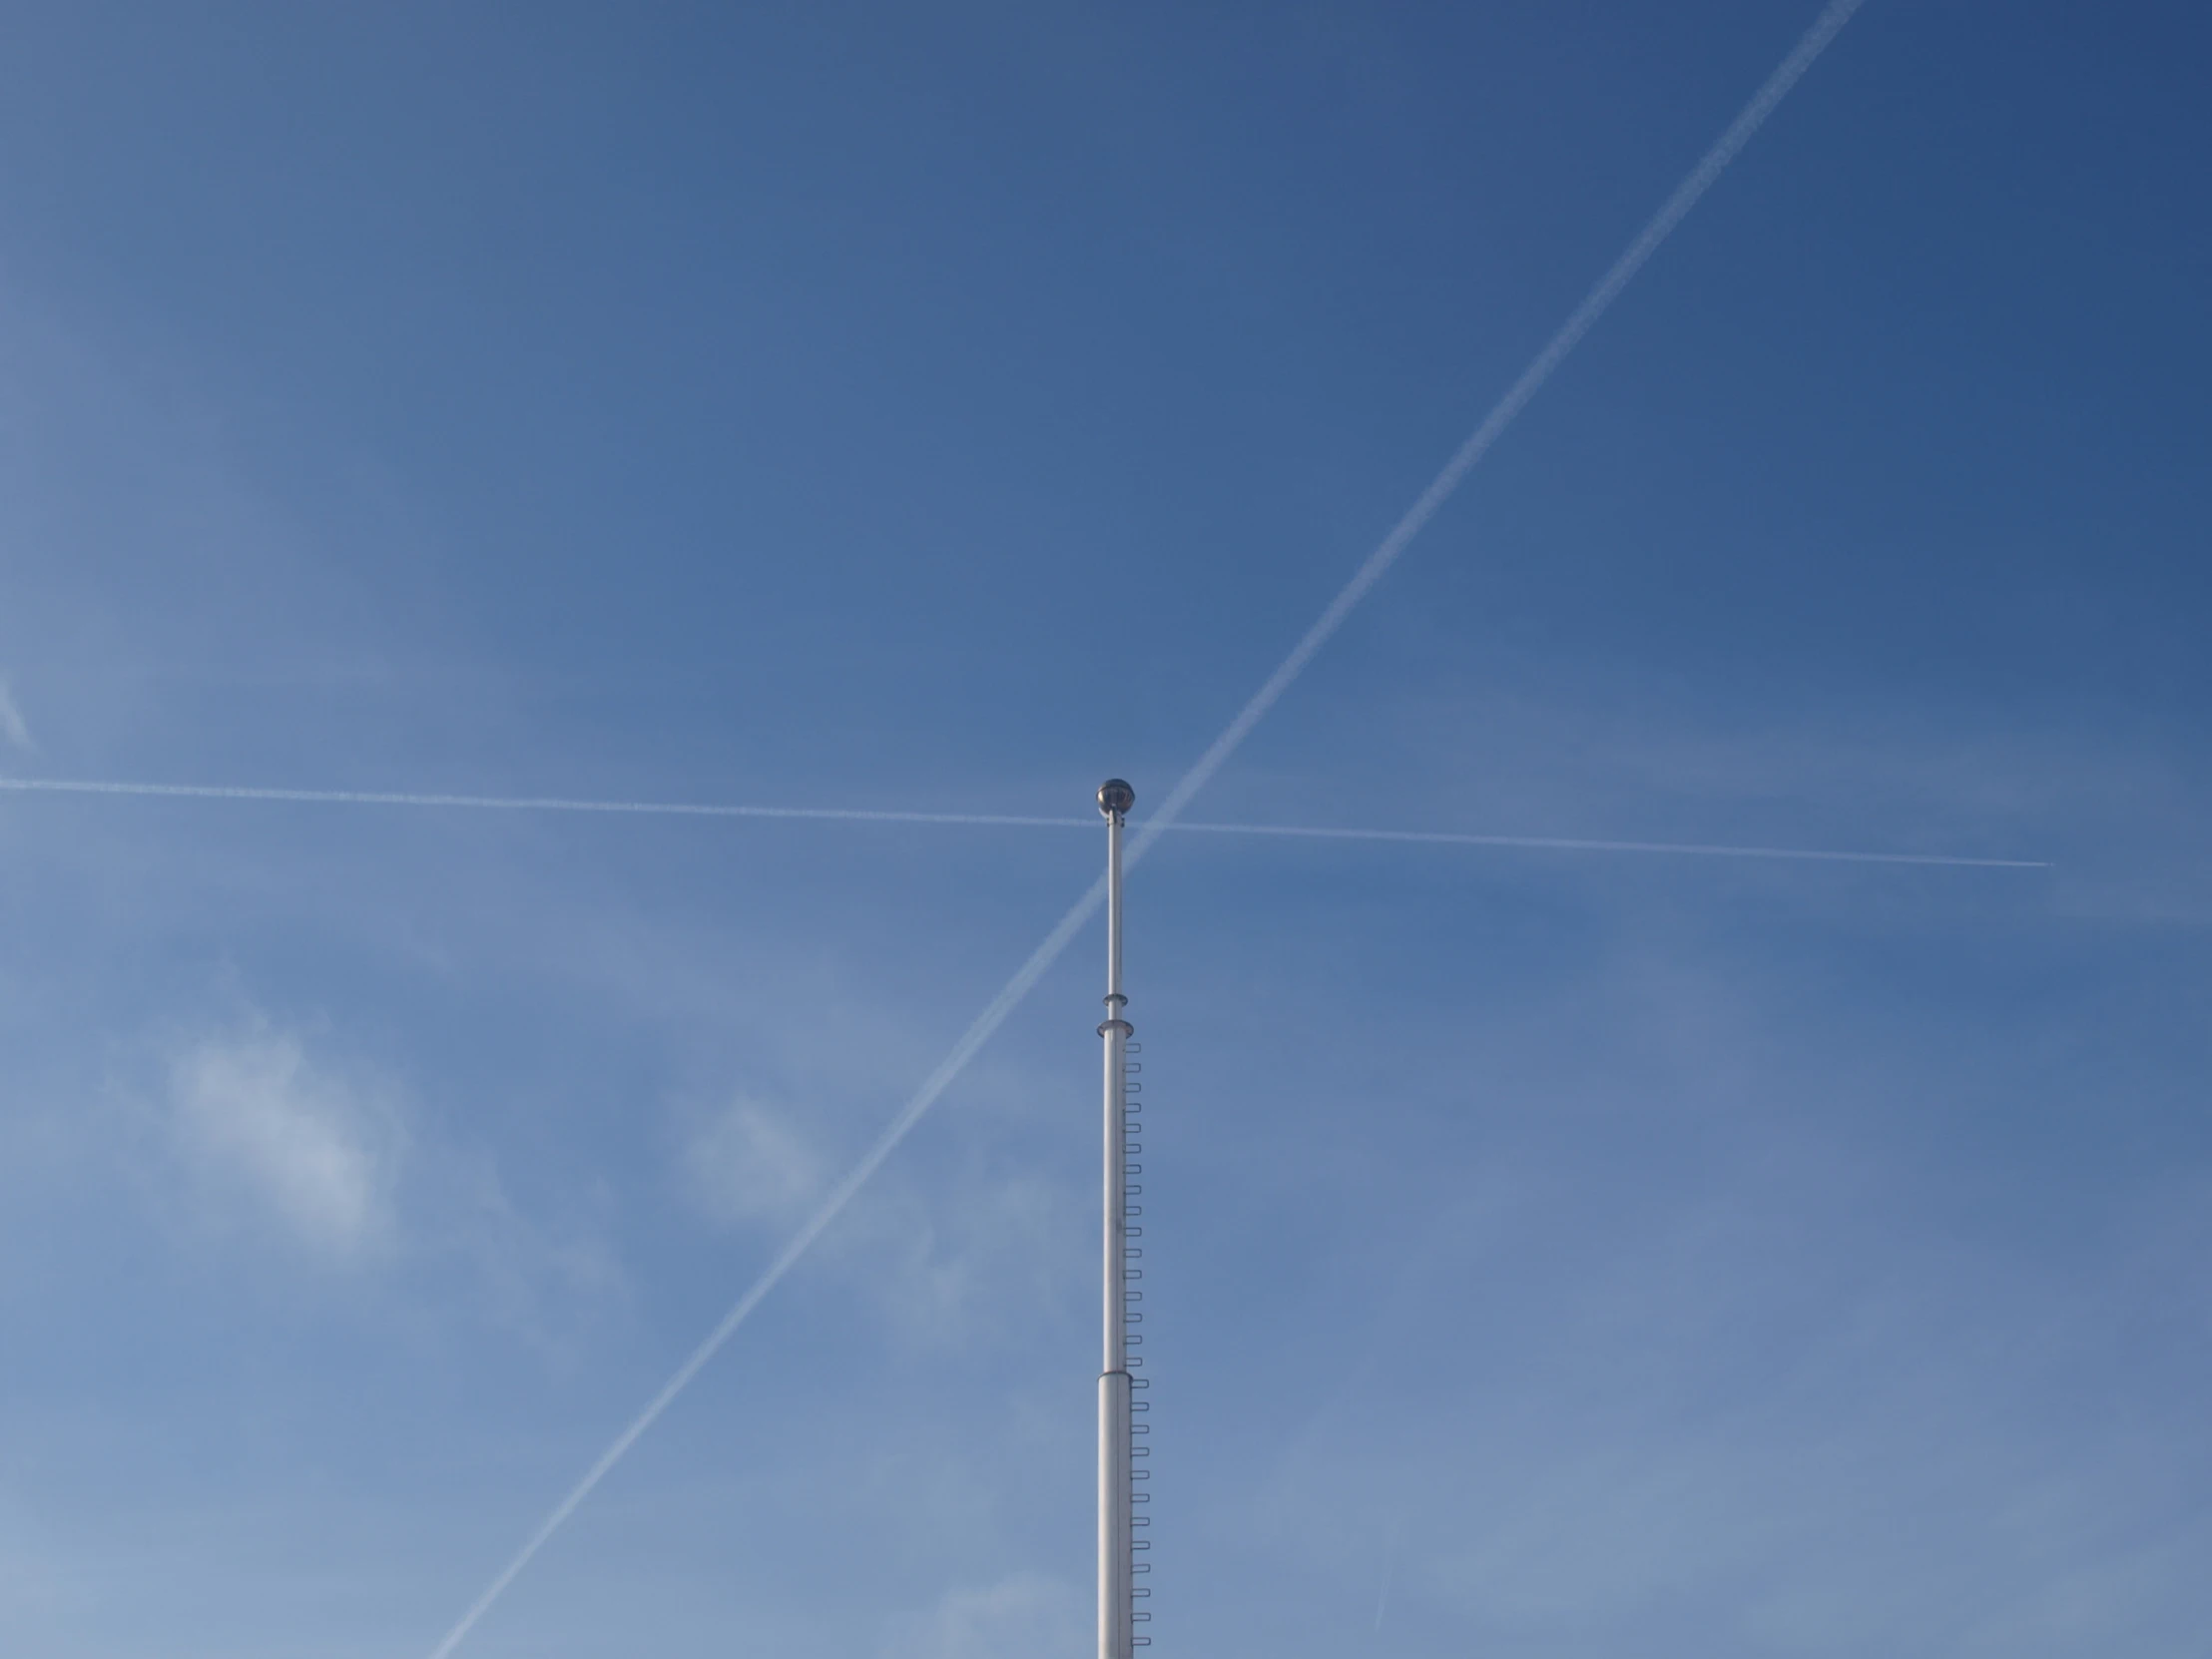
xmin=1096 ymin=779 xmax=1135 ymax=819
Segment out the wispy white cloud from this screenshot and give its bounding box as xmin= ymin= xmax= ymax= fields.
xmin=677 ymin=1089 xmax=1077 ymax=1348
xmin=1223 ymin=1089 xmax=2212 ymax=1652
xmin=681 ymin=1096 xmax=827 ymax=1231
xmin=878 ymin=1572 xmax=1085 ymax=1659
xmin=0 ymin=681 xmax=32 ymax=753
xmin=168 ymin=1025 xmax=403 ymax=1259
xmin=148 ymin=1015 xmax=621 ymax=1340
xmin=426 ymin=1145 xmax=628 ymax=1348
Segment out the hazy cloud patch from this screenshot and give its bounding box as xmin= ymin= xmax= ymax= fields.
xmin=0 ymin=681 xmax=33 ymax=753
xmin=681 ymin=1095 xmax=827 ymax=1230
xmin=879 ymin=1572 xmax=1084 ymax=1659
xmin=168 ymin=1025 xmax=404 ymax=1259
xmin=674 ymin=1084 xmax=1080 ymax=1351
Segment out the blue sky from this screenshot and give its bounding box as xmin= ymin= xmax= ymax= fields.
xmin=3 ymin=2 xmax=2210 ymax=1654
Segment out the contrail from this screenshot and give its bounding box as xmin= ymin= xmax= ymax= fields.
xmin=422 ymin=5 xmax=1869 ymax=1650
xmin=0 ymin=775 xmax=1086 ymax=830
xmin=1 ymin=775 xmax=2041 ymax=869
xmin=1171 ymin=822 xmax=2045 ymax=869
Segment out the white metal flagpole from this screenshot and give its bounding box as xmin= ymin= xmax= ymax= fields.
xmin=1096 ymin=778 xmax=1138 ymax=1659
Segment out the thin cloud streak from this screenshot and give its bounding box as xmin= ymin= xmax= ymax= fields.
xmin=1373 ymin=1514 xmax=1403 ymax=1636
xmin=0 ymin=776 xmax=2038 ymax=868
xmin=0 ymin=775 xmax=1082 ymax=830
xmin=1171 ymin=823 xmax=2046 ymax=870
xmin=422 ymin=4 xmax=1868 ymax=1648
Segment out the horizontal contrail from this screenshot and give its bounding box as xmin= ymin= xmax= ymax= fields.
xmin=0 ymin=775 xmax=2040 ymax=868
xmin=424 ymin=4 xmax=1870 ymax=1651
xmin=0 ymin=775 xmax=1084 ymax=830
xmin=1170 ymin=822 xmax=2045 ymax=869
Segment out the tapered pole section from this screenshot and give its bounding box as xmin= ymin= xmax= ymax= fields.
xmin=1095 ymin=779 xmax=1136 ymax=1659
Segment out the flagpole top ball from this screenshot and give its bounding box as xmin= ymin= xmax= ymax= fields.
xmin=1097 ymin=779 xmax=1135 ymax=819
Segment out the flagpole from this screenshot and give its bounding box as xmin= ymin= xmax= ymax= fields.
xmin=1095 ymin=778 xmax=1137 ymax=1659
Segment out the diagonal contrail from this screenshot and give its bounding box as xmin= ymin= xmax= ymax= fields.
xmin=423 ymin=5 xmax=1869 ymax=1651
xmin=0 ymin=774 xmax=2041 ymax=868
